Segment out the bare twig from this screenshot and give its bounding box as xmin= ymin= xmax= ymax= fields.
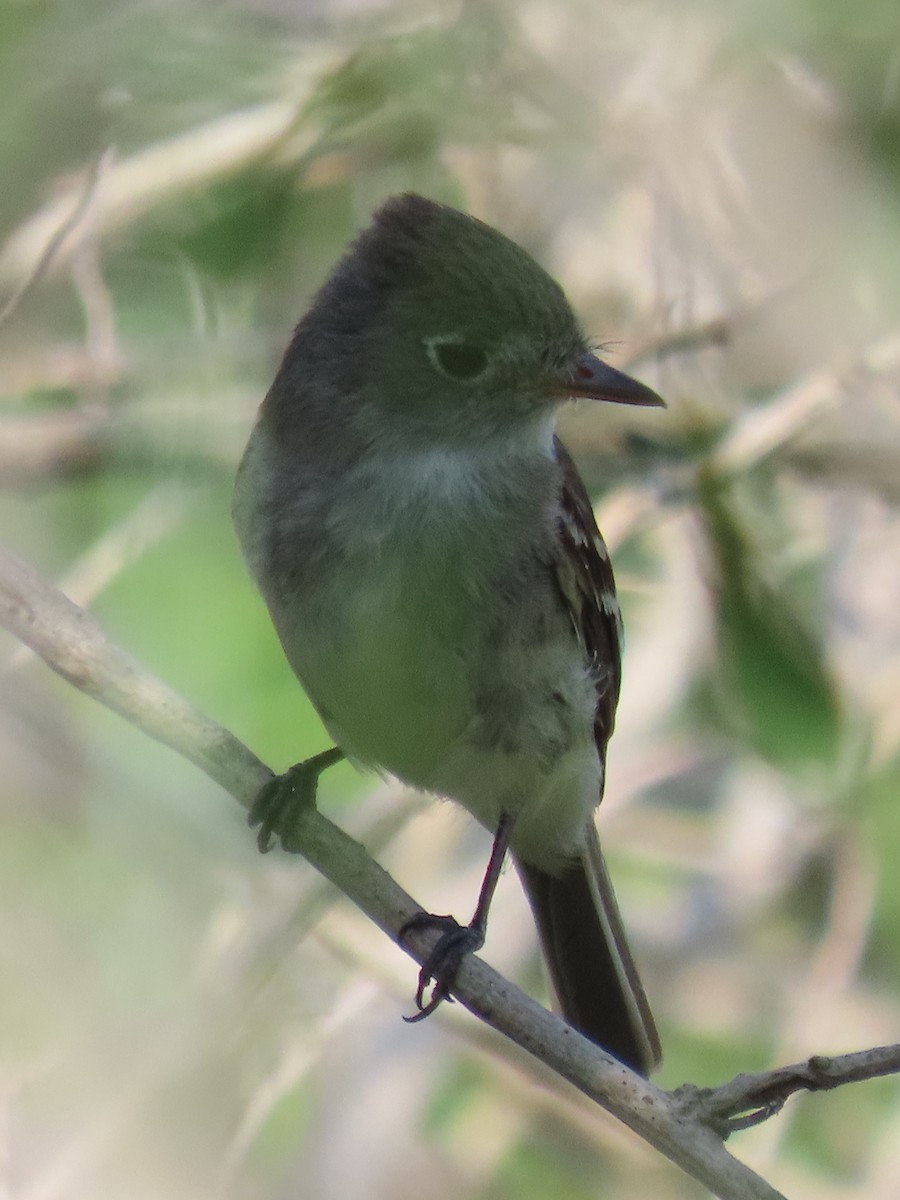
xmin=2 ymin=542 xmax=897 ymax=1199
xmin=0 ymin=151 xmax=108 ymax=330
xmin=707 ymin=368 xmax=839 ymax=476
xmin=678 ymin=1046 xmax=900 ymax=1137
xmin=622 ymin=313 xmax=732 ymax=368
xmin=706 ymin=329 xmax=900 ymax=480
xmin=620 ymin=279 xmax=804 ymax=372
xmin=71 ymin=224 xmax=123 ymax=388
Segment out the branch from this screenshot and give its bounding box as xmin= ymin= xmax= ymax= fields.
xmin=678 ymin=1046 xmax=900 ymax=1137
xmin=621 ymin=312 xmax=732 ymax=367
xmin=620 ymin=278 xmax=803 ymax=372
xmin=0 ymin=150 xmax=108 ymax=330
xmin=1 ymin=542 xmax=895 ymax=1199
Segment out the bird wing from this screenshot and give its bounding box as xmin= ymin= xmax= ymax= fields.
xmin=550 ymin=436 xmax=623 ymax=772
xmin=522 ymin=440 xmax=660 ymax=1073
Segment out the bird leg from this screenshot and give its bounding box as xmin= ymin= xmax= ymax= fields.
xmin=401 ymin=810 xmax=515 ymax=1021
xmin=249 ymin=746 xmax=345 ymax=853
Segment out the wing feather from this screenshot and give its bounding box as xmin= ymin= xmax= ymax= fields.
xmin=551 ymin=436 xmax=623 ymax=775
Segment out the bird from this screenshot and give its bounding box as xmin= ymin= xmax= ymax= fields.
xmin=233 ymin=192 xmax=663 ymax=1074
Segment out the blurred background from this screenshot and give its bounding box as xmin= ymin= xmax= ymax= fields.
xmin=1 ymin=0 xmax=899 ymax=1196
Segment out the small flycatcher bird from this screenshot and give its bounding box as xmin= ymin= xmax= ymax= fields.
xmin=233 ymin=193 xmax=663 ymax=1074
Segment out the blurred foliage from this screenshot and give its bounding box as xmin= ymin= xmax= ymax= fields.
xmin=695 ymin=467 xmax=841 ymax=769
xmin=1 ymin=1 xmax=899 ymax=1198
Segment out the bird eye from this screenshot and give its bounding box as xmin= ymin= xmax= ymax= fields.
xmin=426 ymin=337 xmax=490 ymax=382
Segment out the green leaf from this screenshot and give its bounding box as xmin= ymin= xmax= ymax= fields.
xmin=696 ymin=471 xmax=841 ymax=769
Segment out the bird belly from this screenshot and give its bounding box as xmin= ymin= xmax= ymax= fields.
xmin=269 ymin=556 xmax=473 ymax=784
xmin=269 ymin=557 xmax=602 ymax=873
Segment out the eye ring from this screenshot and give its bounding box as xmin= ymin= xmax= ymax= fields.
xmin=425 ymin=335 xmax=490 ymax=382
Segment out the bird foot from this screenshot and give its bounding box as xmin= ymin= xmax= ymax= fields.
xmin=399 ymin=912 xmax=486 ymax=1020
xmin=248 ymin=747 xmax=342 ymax=853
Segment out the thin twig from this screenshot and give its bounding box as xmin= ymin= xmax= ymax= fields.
xmin=0 ymin=150 xmax=108 ymax=330
xmin=621 ymin=313 xmax=732 ymax=368
xmin=707 ymin=368 xmax=839 ymax=476
xmin=620 ymin=278 xmax=804 ymax=372
xmin=678 ymin=1046 xmax=900 ymax=1138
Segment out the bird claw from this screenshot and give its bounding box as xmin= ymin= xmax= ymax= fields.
xmin=248 ymin=751 xmax=339 ymax=853
xmin=400 ymin=912 xmax=485 ymax=1021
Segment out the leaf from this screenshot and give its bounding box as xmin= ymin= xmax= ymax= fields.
xmin=696 ymin=470 xmax=841 ymax=769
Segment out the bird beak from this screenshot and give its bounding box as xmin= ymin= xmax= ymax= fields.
xmin=559 ymin=351 xmax=665 ymax=408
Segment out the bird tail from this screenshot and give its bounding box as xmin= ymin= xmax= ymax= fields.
xmin=515 ymin=824 xmax=660 ymax=1075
